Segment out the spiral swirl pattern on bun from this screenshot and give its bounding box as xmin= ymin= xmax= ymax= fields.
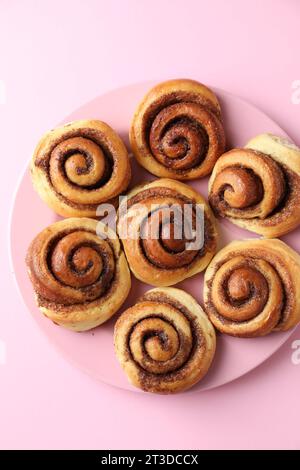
xmin=117 ymin=178 xmax=218 ymax=286
xmin=31 ymin=120 xmax=131 ymax=217
xmin=26 ymin=218 xmax=131 ymax=331
xmin=204 ymin=239 xmax=300 ymax=337
xmin=114 ymin=288 xmax=216 ymax=393
xmin=130 ymin=79 xmax=225 ymax=180
xmin=209 ymin=133 xmax=300 ymax=237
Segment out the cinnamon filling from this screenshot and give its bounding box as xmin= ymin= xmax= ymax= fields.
xmin=35 ymin=127 xmax=123 ymax=208
xmin=149 ymin=109 xmax=209 ymax=171
xmin=28 ymin=228 xmax=117 ymax=307
xmin=127 ymin=292 xmax=205 ymax=389
xmin=139 ymin=90 xmax=222 ymax=175
xmin=205 ymin=249 xmax=293 ymax=329
xmin=121 ymin=186 xmax=215 ymax=270
xmin=209 ymin=151 xmax=291 ymax=222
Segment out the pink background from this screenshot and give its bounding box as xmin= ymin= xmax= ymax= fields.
xmin=1 ymin=0 xmax=300 ymax=450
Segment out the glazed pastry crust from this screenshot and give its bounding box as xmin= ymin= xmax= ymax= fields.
xmin=117 ymin=178 xmax=218 ymax=286
xmin=31 ymin=120 xmax=131 ymax=218
xmin=204 ymin=238 xmax=300 ymax=337
xmin=208 ymin=133 xmax=300 ymax=237
xmin=26 ymin=218 xmax=131 ymax=331
xmin=114 ymin=287 xmax=216 ymax=393
xmin=130 ymin=79 xmax=225 ymax=180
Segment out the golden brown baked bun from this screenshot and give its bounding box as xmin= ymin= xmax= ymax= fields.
xmin=208 ymin=133 xmax=300 ymax=237
xmin=130 ymin=79 xmax=225 ymax=180
xmin=31 ymin=120 xmax=131 ymax=217
xmin=204 ymin=239 xmax=300 ymax=337
xmin=26 ymin=218 xmax=131 ymax=331
xmin=114 ymin=287 xmax=216 ymax=393
xmin=117 ymin=178 xmax=218 ymax=286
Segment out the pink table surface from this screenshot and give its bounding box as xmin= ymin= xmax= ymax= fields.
xmin=1 ymin=0 xmax=300 ymax=450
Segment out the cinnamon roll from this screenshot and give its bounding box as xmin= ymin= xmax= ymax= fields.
xmin=31 ymin=120 xmax=131 ymax=217
xmin=26 ymin=218 xmax=131 ymax=331
xmin=114 ymin=287 xmax=216 ymax=393
xmin=117 ymin=178 xmax=218 ymax=286
xmin=204 ymin=239 xmax=300 ymax=337
xmin=208 ymin=133 xmax=300 ymax=237
xmin=130 ymin=79 xmax=225 ymax=180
